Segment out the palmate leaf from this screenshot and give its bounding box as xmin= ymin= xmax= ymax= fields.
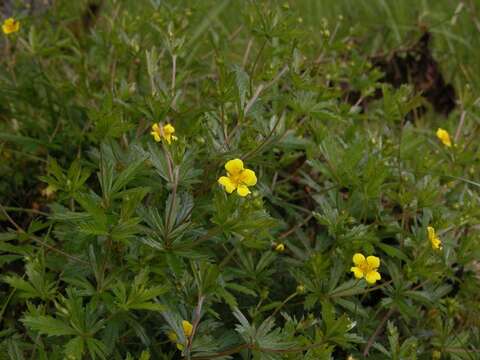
xmin=137 ymin=206 xmax=165 ymax=234
xmin=119 ymin=187 xmax=150 ymax=219
xmin=22 ymin=315 xmax=77 ymax=337
xmin=231 ymin=311 xmax=295 ymax=360
xmin=113 ymin=272 xmax=167 ymax=313
xmin=85 ymin=338 xmax=108 ymax=360
xmin=233 ymin=308 xmax=253 ymax=341
xmin=73 ymin=192 xmax=106 ymax=223
xmin=3 ymin=273 xmax=56 ymax=301
xmin=3 ymin=276 xmax=37 ymax=299
xmin=138 ymin=192 xmax=194 ymax=248
xmin=110 ymin=217 xmax=142 ymax=242
xmin=0 ymin=233 xmax=33 ymax=267
xmin=148 ymin=143 xmax=203 ymax=187
xmin=3 ymin=259 xmax=57 ymax=301
xmin=98 ymin=143 xmax=148 ymax=203
xmin=111 ymin=156 xmax=147 ymax=194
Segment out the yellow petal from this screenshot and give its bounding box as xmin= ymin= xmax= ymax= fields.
xmin=225 ymin=158 xmax=244 ymax=175
xmin=150 ymin=131 xmax=161 ymax=142
xmin=365 ymin=270 xmax=381 ymax=284
xmin=366 ymin=256 xmax=380 ymax=269
xmin=350 ymin=266 xmax=364 ymax=279
xmin=218 ymin=176 xmax=236 ymax=193
xmin=152 ymin=123 xmax=160 ymax=131
xmin=164 ymin=123 xmax=175 ymax=135
xmin=182 ymin=320 xmax=193 ymax=337
xmin=240 ymin=169 xmax=257 ymax=186
xmin=236 ymin=185 xmax=251 ymax=197
xmin=352 ymin=253 xmax=366 ymax=266
xmin=275 ymin=243 xmax=285 ymax=252
xmin=427 ymin=226 xmax=435 ymax=241
xmin=431 ymin=237 xmax=442 ymax=250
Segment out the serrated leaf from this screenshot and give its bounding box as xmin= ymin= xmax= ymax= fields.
xmin=22 ymin=315 xmax=77 ymax=336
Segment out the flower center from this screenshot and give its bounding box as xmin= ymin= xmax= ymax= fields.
xmin=228 ymin=172 xmax=245 ymax=186
xmin=359 ymin=262 xmax=375 ymax=274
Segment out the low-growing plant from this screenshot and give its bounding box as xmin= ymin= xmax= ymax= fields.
xmin=1 ymin=1 xmax=479 ymax=359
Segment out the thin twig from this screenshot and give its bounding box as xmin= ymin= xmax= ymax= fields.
xmin=454 ymin=110 xmax=467 ymax=143
xmin=245 ymin=64 xmax=289 ymax=117
xmin=363 ymin=307 xmax=396 ymax=357
xmin=185 ymin=295 xmax=205 ymax=358
xmin=171 ymin=54 xmax=177 ymax=96
xmin=231 ymin=64 xmax=289 ymax=140
xmin=241 ymin=110 xmax=285 ymax=160
xmin=269 ymin=292 xmax=298 ymax=319
xmin=244 ymin=84 xmax=264 ymax=116
xmin=248 ymin=40 xmax=267 ymax=94
xmin=0 ymin=204 xmax=88 ymax=265
xmin=2 ymin=206 xmax=49 ymax=216
xmin=242 ymin=38 xmax=253 ymax=68
xmin=279 ymin=214 xmax=313 ymax=239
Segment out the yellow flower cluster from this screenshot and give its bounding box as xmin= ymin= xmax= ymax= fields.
xmin=146 ymin=122 xmax=449 ymax=287
xmin=2 ymin=18 xmax=20 ymax=35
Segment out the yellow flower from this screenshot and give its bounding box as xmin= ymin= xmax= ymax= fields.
xmin=427 ymin=226 xmax=442 ymax=250
xmin=150 ymin=123 xmax=178 ymax=144
xmin=275 ymin=243 xmax=285 ymax=253
xmin=2 ymin=18 xmax=20 ymax=35
xmin=218 ymin=158 xmax=257 ymax=197
xmin=350 ymin=253 xmax=381 ymax=284
xmin=182 ymin=320 xmax=193 ymax=337
xmin=436 ymin=128 xmax=452 ymax=147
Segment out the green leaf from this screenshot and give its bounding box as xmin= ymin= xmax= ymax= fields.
xmin=86 ymin=338 xmax=108 ymax=360
xmin=64 ymin=337 xmax=84 ymax=360
xmin=377 ymin=243 xmax=409 ymax=262
xmin=111 ymin=156 xmax=147 ymax=194
xmin=225 ymin=283 xmax=257 ymax=297
xmin=233 ymin=65 xmax=250 ymax=107
xmin=22 ymin=315 xmax=77 ymax=336
xmin=3 ymin=276 xmax=38 ymax=299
